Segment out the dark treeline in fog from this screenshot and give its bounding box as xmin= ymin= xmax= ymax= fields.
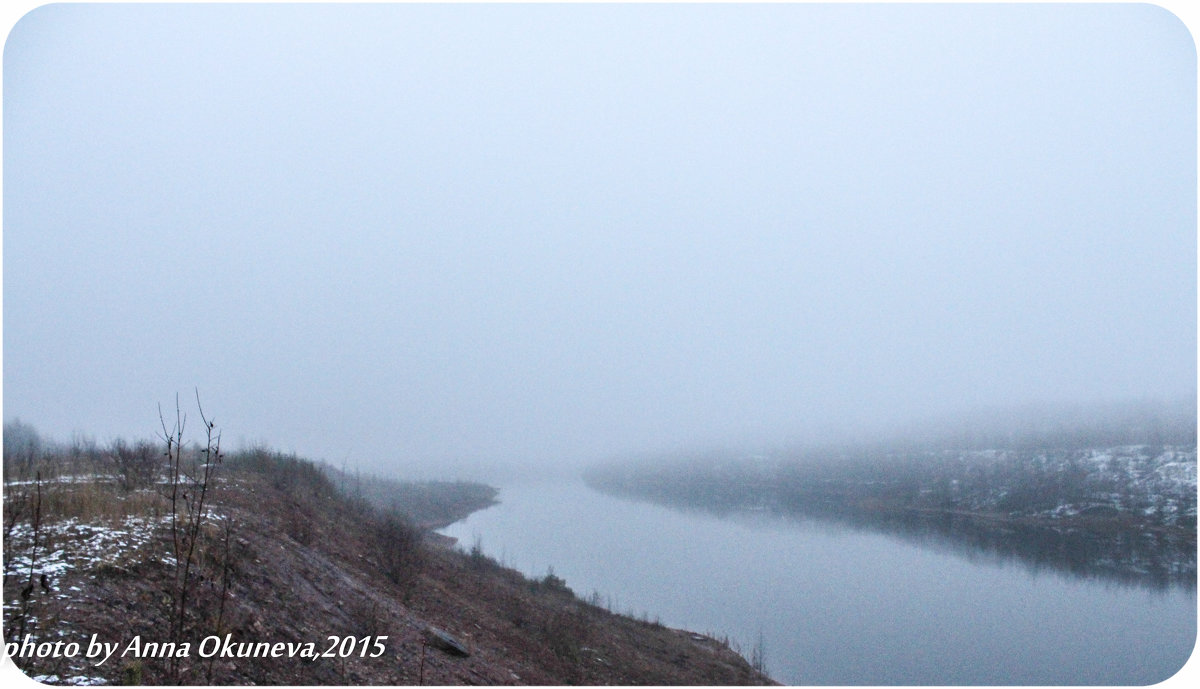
xmin=584 ymin=402 xmax=1197 ymax=589
xmin=316 ymin=463 xmax=498 ymax=530
xmin=1 ymin=419 xmax=499 ymax=532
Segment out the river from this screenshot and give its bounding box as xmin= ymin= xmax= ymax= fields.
xmin=439 ymin=479 xmax=1196 ymax=685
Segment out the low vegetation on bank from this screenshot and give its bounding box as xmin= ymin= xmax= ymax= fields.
xmin=585 ymin=406 xmax=1197 ymax=589
xmin=3 ymin=415 xmax=770 ymax=685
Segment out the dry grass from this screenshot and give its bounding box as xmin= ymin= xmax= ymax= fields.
xmin=4 ymin=436 xmax=771 ymax=685
xmin=39 ymin=482 xmax=168 ymax=524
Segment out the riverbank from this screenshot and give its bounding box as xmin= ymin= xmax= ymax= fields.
xmin=3 ymin=447 xmax=772 ymax=685
xmin=585 ymin=443 xmax=1197 ymax=588
xmin=438 ymin=478 xmax=1197 ymax=684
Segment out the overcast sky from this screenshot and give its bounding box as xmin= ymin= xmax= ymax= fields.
xmin=3 ymin=3 xmax=1195 ymax=478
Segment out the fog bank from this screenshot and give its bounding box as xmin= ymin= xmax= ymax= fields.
xmin=4 ymin=4 xmax=1195 ymax=479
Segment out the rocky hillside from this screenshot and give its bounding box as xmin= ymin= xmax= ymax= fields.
xmin=3 ymin=446 xmax=770 ymax=685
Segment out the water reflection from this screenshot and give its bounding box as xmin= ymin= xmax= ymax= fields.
xmin=591 ymin=485 xmax=1197 ymax=591
xmin=443 ymin=479 xmax=1196 ymax=684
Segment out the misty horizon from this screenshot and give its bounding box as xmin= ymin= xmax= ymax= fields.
xmin=3 ymin=3 xmax=1196 ymax=479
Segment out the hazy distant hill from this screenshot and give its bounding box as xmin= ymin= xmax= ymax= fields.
xmin=586 ymin=404 xmax=1197 ymax=589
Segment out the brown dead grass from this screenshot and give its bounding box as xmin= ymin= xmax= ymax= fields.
xmin=4 ymin=448 xmax=772 ymax=685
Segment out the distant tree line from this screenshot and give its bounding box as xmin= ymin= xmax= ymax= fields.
xmin=584 ymin=445 xmax=1196 ymax=527
xmin=3 ymin=418 xmax=497 ymax=531
xmin=583 ymin=405 xmax=1197 ymax=589
xmin=319 ymin=463 xmax=498 ymax=529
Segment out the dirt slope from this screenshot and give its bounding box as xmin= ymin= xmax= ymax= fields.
xmin=4 ymin=459 xmax=771 ymax=685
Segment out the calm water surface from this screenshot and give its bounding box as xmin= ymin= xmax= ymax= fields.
xmin=439 ymin=479 xmax=1196 ymax=685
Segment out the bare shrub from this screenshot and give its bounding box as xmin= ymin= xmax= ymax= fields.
xmin=542 ymin=606 xmax=590 ymax=670
xmin=467 ymin=534 xmax=504 ymax=572
xmin=750 ymin=629 xmax=767 ymax=677
xmin=374 ymin=512 xmax=425 ymax=599
xmin=529 ymin=565 xmax=574 ymax=597
xmin=110 ymin=438 xmax=163 ymax=492
xmin=3 ymin=418 xmax=44 ymax=479
xmin=158 ymin=391 xmax=224 ymax=682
